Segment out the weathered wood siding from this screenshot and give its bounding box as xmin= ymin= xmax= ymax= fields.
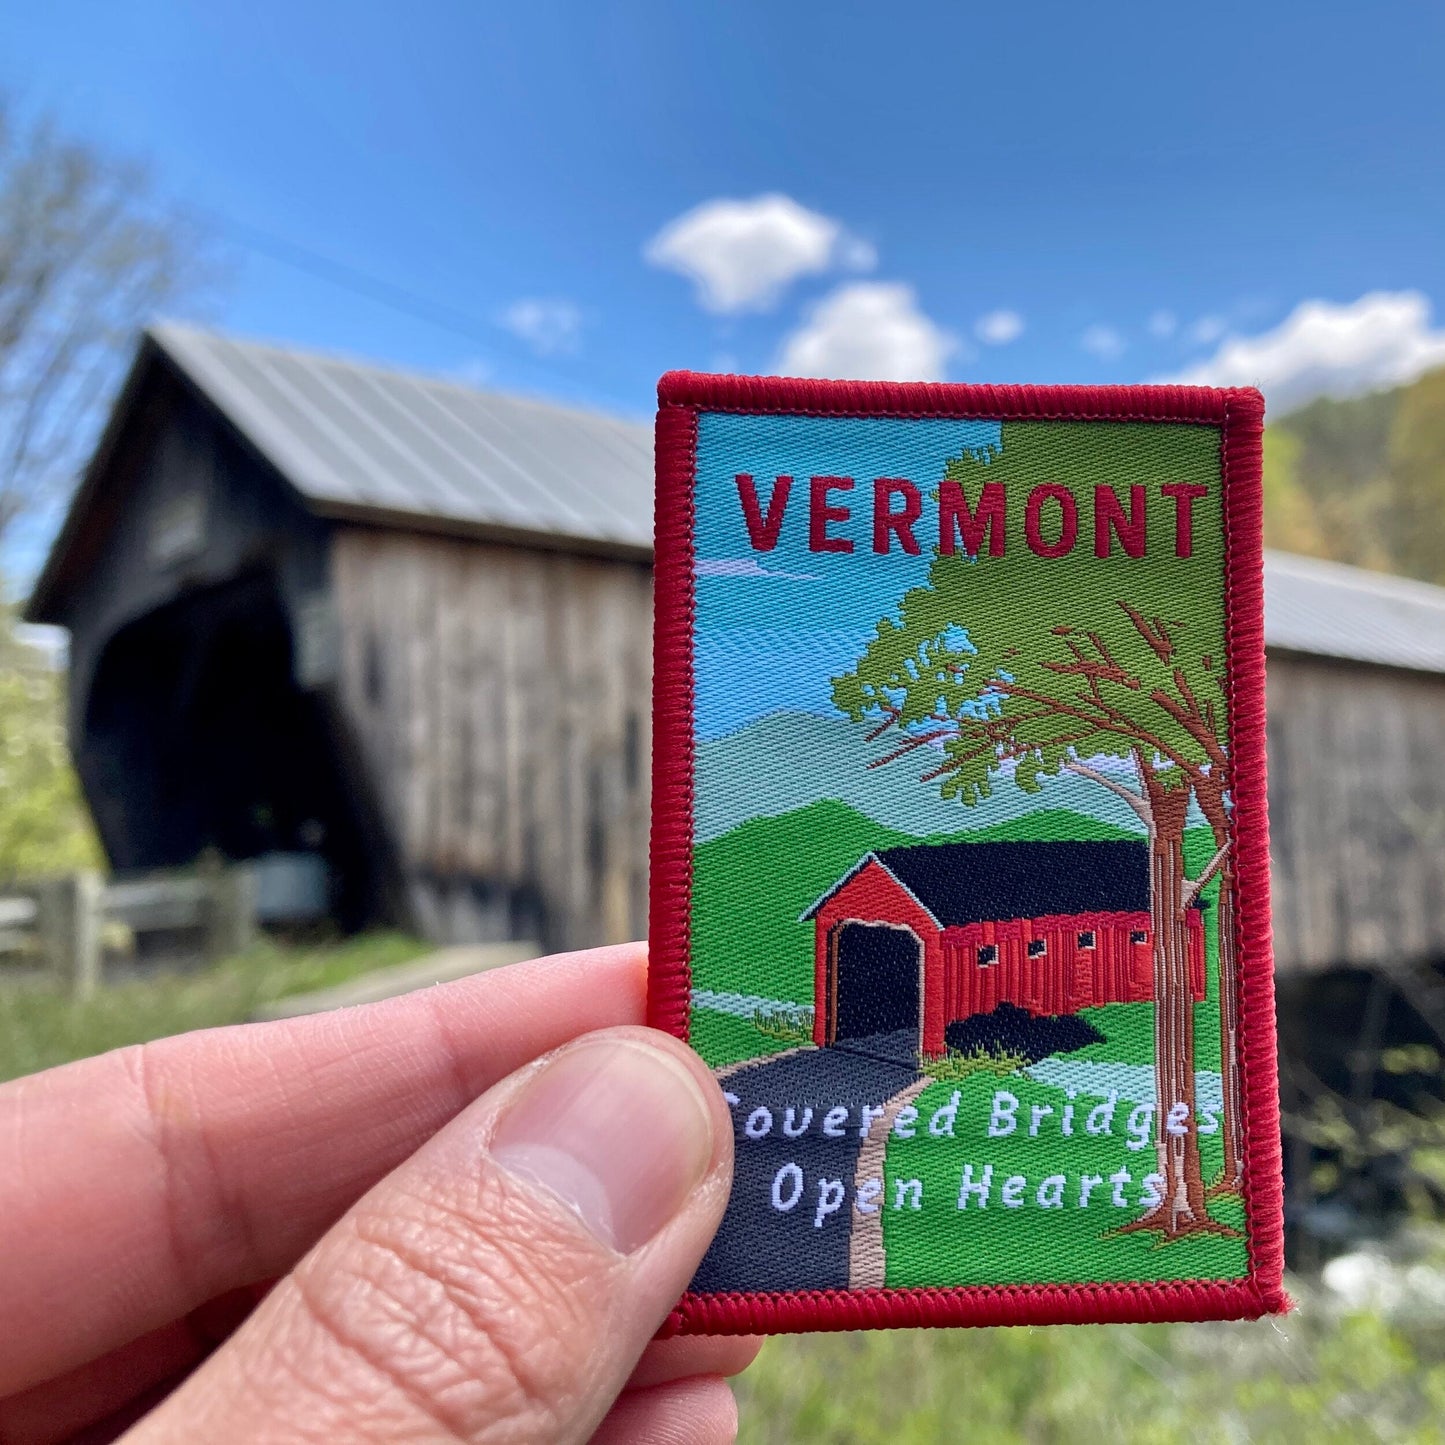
xmin=1268 ymin=651 xmax=1445 ymax=973
xmin=331 ymin=528 xmax=652 ymax=952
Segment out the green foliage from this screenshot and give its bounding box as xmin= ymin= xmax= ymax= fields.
xmin=1265 ymin=365 xmax=1445 ymax=586
xmin=1262 ymin=425 xmax=1331 ymax=558
xmin=921 ymin=1044 xmax=1026 ymax=1083
xmin=753 ymin=1005 xmax=814 ymax=1044
xmin=0 ymin=931 xmax=425 ymax=1082
xmin=1272 ymin=383 xmax=1400 ymax=573
xmin=831 ymin=420 xmax=1227 ymax=808
xmin=1386 ymin=368 xmax=1445 ymax=585
xmin=0 ymin=612 xmax=100 ymax=879
xmin=734 ymin=1294 xmax=1445 ymax=1443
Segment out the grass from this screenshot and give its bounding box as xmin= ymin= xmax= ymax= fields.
xmin=0 ymin=931 xmax=427 ymax=1083
xmin=922 ymin=1045 xmax=1028 ymax=1083
xmin=690 ymin=799 xmax=916 ymax=1006
xmin=733 ymin=1299 xmax=1445 ymax=1443
xmin=753 ymin=1005 xmax=814 ymax=1045
xmin=688 ymin=1007 xmax=807 ymax=1070
xmin=881 ymin=1071 xmax=1247 ymax=1287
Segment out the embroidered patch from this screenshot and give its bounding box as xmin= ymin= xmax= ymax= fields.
xmin=650 ymin=374 xmax=1286 ymax=1334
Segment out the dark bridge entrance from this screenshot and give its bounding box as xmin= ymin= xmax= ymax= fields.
xmin=829 ymin=922 xmax=922 ymax=1055
xmin=79 ymin=572 xmax=388 ymax=930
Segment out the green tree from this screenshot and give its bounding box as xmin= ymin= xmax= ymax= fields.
xmin=1261 ymin=427 xmax=1330 ymax=560
xmin=1385 ymin=367 xmax=1445 ymax=586
xmin=1267 ymin=384 xmax=1399 ymax=573
xmin=832 ymin=421 xmax=1238 ymax=1239
xmin=0 ymin=605 xmax=98 ymax=878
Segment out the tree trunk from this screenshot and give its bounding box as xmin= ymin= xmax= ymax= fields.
xmin=1140 ymin=778 xmax=1210 ymax=1235
xmin=1210 ymin=856 xmax=1244 ymax=1193
xmin=1110 ymin=770 xmax=1241 ymax=1242
xmin=1195 ymin=779 xmax=1244 ymax=1195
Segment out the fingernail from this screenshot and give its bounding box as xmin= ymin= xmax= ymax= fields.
xmin=489 ymin=1037 xmax=717 ymax=1254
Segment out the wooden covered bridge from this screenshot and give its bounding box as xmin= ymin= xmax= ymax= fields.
xmin=25 ymin=326 xmax=1445 ymax=1005
xmin=25 ymin=326 xmax=653 ymax=950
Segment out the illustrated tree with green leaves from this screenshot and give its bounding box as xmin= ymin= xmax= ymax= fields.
xmin=832 ymin=421 xmax=1240 ymax=1238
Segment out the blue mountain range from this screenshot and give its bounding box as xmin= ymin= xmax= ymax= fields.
xmin=693 ymin=711 xmax=1162 ymax=845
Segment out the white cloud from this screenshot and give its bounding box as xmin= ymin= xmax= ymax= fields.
xmin=1148 ymin=310 xmax=1177 ymax=339
xmin=498 ymin=298 xmax=584 ymax=357
xmin=1080 ymin=324 xmax=1126 ymax=361
xmin=696 ymin=558 xmax=818 ymax=581
xmin=975 ymin=309 xmax=1024 ymax=345
xmin=644 ymin=194 xmax=873 ymax=313
xmin=1187 ymin=314 xmax=1227 ymax=346
xmin=1163 ymin=291 xmax=1445 ymax=412
xmin=776 ymin=281 xmax=958 ymax=381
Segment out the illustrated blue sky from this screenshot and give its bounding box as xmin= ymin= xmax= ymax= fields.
xmin=6 ymin=2 xmax=1445 ymax=577
xmin=694 ymin=412 xmax=1000 ymax=740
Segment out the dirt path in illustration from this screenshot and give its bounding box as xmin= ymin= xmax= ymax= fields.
xmin=847 ymin=1076 xmax=932 ymax=1289
xmin=690 ymin=1035 xmax=922 ymax=1293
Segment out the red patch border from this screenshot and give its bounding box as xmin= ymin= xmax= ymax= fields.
xmin=649 ymin=371 xmax=1286 ymax=1334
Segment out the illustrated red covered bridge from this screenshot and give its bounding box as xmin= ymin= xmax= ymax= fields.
xmin=801 ymin=840 xmax=1207 ymax=1058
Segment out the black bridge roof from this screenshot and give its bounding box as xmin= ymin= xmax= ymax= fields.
xmin=803 ymin=838 xmax=1204 ymax=928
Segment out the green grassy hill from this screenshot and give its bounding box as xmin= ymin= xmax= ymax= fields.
xmin=690 ymin=798 xmax=1143 ymax=1005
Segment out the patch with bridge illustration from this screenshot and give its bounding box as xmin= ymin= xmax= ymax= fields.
xmin=650 ymin=373 xmax=1285 ymax=1334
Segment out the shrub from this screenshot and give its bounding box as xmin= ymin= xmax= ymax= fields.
xmin=921 ymin=1045 xmax=1028 ymax=1083
xmin=753 ymin=1005 xmax=814 ymax=1045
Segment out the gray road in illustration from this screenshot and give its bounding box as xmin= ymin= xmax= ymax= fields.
xmin=691 ymin=1032 xmax=923 ymax=1293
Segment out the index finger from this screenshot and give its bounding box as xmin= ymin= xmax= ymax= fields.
xmin=0 ymin=941 xmax=647 ymax=1399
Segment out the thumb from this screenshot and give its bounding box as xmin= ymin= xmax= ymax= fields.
xmin=125 ymin=1026 xmax=734 ymax=1445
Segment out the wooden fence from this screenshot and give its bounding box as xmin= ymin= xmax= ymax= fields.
xmin=0 ymin=865 xmax=258 ymax=1000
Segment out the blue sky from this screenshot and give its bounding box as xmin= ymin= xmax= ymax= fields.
xmin=694 ymin=412 xmax=1000 ymax=739
xmin=6 ymin=3 xmax=1445 ymax=438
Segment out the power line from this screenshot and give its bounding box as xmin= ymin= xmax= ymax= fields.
xmin=191 ymin=207 xmax=648 ymax=418
xmin=197 ymin=209 xmax=507 ymax=350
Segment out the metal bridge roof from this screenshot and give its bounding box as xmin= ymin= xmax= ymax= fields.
xmin=1262 ymin=548 xmax=1445 ymax=675
xmin=151 ymin=322 xmax=654 ymax=555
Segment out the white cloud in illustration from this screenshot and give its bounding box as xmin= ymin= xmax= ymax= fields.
xmin=645 ymin=194 xmax=874 ymax=313
xmin=777 ymin=281 xmax=958 ymax=381
xmin=696 ymin=557 xmax=819 ymax=581
xmin=975 ymin=309 xmax=1024 ymax=345
xmin=1080 ymin=324 xmax=1126 ymax=360
xmin=498 ymin=298 xmax=584 ymax=356
xmin=1162 ymin=291 xmax=1445 ymax=412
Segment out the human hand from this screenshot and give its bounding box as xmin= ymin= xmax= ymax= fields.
xmin=0 ymin=942 xmax=757 ymax=1443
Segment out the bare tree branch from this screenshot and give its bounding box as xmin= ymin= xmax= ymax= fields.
xmin=1062 ymin=758 xmax=1155 ymax=829
xmin=0 ymin=95 xmax=210 ymax=560
xmin=1182 ymin=840 xmax=1231 ymax=907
